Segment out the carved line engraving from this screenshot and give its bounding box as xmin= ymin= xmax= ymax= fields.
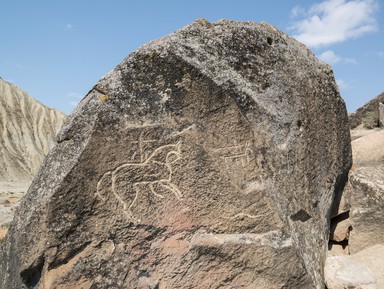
xmin=96 ymin=140 xmax=182 ymax=221
xmin=213 ymin=141 xmax=254 ymax=168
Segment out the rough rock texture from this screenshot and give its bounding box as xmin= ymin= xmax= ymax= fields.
xmin=345 ymin=128 xmax=384 ymax=254
xmin=0 ymin=78 xmax=66 ymax=182
xmin=351 ymin=129 xmax=384 ymax=168
xmin=0 ymin=20 xmax=351 ymax=289
xmin=349 ymin=92 xmax=384 ymax=129
xmin=351 ymin=244 xmax=384 ymax=288
xmin=325 ymin=244 xmax=384 ymax=289
xmin=348 ymin=166 xmax=384 ymax=254
xmin=324 ymin=255 xmax=377 ymax=289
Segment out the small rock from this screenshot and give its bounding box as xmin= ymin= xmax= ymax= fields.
xmin=330 ymin=218 xmax=351 ymax=242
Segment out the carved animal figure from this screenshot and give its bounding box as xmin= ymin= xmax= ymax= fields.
xmin=96 ymin=141 xmax=182 ymax=220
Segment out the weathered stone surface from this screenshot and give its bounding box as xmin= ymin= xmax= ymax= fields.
xmin=351 ymin=129 xmax=384 ymax=168
xmin=345 ymin=128 xmax=384 ymax=254
xmin=325 ymin=244 xmax=384 ymax=289
xmin=324 ymin=255 xmax=377 ymax=289
xmin=0 ymin=20 xmax=351 ymax=288
xmin=348 ymin=166 xmax=384 ymax=254
xmin=349 ymin=92 xmax=384 ymax=129
xmin=352 ymin=244 xmax=384 ymax=289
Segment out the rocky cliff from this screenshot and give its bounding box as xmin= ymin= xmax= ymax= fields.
xmin=349 ymin=92 xmax=384 ymax=129
xmin=0 ymin=20 xmax=351 ymax=289
xmin=0 ymin=78 xmax=66 ymax=183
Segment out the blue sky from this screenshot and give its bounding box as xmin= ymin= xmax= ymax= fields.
xmin=1 ymin=0 xmax=383 ymax=114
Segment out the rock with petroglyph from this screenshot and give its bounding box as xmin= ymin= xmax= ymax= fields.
xmin=0 ymin=20 xmax=351 ymax=288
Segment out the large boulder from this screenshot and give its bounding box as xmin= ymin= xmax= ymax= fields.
xmin=0 ymin=20 xmax=351 ymax=288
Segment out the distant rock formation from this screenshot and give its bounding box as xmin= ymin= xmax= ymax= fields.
xmin=0 ymin=20 xmax=351 ymax=289
xmin=349 ymin=92 xmax=384 ymax=129
xmin=0 ymin=78 xmax=66 ymax=183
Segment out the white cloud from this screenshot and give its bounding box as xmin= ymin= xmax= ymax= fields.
xmin=69 ymin=100 xmax=80 ymax=107
xmin=65 ymin=24 xmax=74 ymax=30
xmin=336 ymin=79 xmax=350 ymax=90
xmin=344 ymin=57 xmax=358 ymax=64
xmin=318 ymin=50 xmax=358 ymax=65
xmin=290 ymin=0 xmax=379 ymax=48
xmin=66 ymin=92 xmax=82 ymax=98
xmin=66 ymin=92 xmax=82 ymax=107
xmin=319 ymin=50 xmax=341 ymax=64
xmin=290 ymin=6 xmax=305 ymax=18
xmin=378 ymin=51 xmax=384 ymax=58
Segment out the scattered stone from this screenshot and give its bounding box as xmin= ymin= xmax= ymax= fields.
xmin=0 ymin=20 xmax=351 ymax=288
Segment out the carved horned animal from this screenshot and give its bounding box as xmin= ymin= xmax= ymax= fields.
xmin=96 ymin=141 xmax=182 ymax=220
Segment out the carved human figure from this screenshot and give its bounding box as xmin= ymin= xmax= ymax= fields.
xmin=96 ymin=141 xmax=182 ymax=220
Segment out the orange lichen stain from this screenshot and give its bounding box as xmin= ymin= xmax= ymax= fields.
xmin=195 ymin=18 xmax=210 ymax=26
xmin=99 ymin=94 xmax=110 ymax=103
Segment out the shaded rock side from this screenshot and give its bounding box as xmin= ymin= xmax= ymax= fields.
xmin=349 ymin=92 xmax=384 ymax=129
xmin=0 ymin=20 xmax=351 ymax=289
xmin=0 ymin=78 xmax=66 ymax=182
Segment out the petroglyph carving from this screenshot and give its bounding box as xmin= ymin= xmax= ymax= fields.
xmin=211 ymin=140 xmax=258 ymax=191
xmin=96 ymin=140 xmax=182 ymax=220
xmin=213 ymin=141 xmax=254 ymax=168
